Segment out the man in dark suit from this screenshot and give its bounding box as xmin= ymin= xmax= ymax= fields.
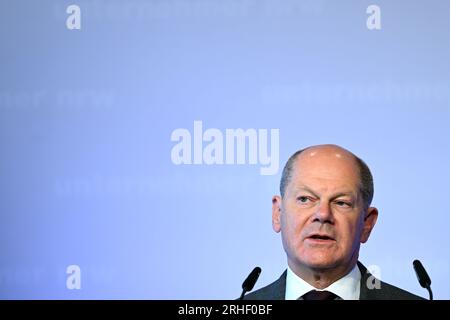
xmin=244 ymin=144 xmax=423 ymax=300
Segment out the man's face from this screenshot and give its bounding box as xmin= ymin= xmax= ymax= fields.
xmin=272 ymin=147 xmax=378 ymax=274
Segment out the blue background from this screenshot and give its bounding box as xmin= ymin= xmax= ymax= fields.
xmin=1 ymin=0 xmax=449 ymax=299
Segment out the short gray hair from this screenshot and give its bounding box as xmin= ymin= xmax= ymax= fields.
xmin=279 ymin=148 xmax=374 ymax=209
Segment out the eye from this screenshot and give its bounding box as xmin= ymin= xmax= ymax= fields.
xmin=297 ymin=196 xmax=311 ymax=203
xmin=334 ymin=200 xmax=352 ymax=208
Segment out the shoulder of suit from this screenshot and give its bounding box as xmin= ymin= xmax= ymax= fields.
xmin=244 ymin=264 xmax=426 ymax=300
xmin=242 ymin=271 xmax=287 ymax=300
xmin=358 ymin=262 xmax=425 ymax=300
xmin=364 ymin=278 xmax=425 ymax=300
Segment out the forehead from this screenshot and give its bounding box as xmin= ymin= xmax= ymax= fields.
xmin=289 ymin=148 xmax=361 ymax=193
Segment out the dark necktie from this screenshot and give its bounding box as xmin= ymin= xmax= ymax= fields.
xmin=301 ymin=290 xmax=338 ymax=300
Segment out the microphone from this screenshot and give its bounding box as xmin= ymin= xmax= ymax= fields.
xmin=413 ymin=259 xmax=433 ymax=300
xmin=239 ymin=267 xmax=261 ymax=300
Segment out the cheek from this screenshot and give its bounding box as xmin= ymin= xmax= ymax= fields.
xmin=282 ymin=211 xmax=307 ymax=241
xmin=339 ymin=217 xmax=364 ymax=245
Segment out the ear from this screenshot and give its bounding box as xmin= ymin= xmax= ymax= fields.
xmin=272 ymin=195 xmax=282 ymax=233
xmin=360 ymin=207 xmax=378 ymax=243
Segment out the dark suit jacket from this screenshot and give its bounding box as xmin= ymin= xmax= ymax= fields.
xmin=243 ymin=261 xmax=424 ymax=300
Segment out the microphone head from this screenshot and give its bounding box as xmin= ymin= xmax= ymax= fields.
xmin=413 ymin=259 xmax=431 ymax=288
xmin=242 ymin=267 xmax=261 ymax=292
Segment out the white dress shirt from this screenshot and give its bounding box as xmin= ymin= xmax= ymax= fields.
xmin=285 ymin=264 xmax=361 ymax=300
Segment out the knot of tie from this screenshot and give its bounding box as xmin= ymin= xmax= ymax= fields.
xmin=301 ymin=290 xmax=338 ymax=300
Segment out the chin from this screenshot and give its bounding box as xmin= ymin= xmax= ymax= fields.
xmin=305 ymin=261 xmax=336 ymax=270
xmin=302 ymin=254 xmax=339 ymax=270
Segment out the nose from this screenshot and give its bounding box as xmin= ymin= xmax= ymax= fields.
xmin=312 ymin=201 xmax=334 ymax=224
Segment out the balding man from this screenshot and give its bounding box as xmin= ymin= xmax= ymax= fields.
xmin=244 ymin=145 xmax=423 ymax=300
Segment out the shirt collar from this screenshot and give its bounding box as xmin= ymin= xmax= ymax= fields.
xmin=285 ymin=264 xmax=361 ymax=300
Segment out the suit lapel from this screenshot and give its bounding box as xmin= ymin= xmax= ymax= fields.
xmin=271 ymin=270 xmax=287 ymax=300
xmin=358 ymin=261 xmax=382 ymax=300
xmin=274 ymin=262 xmax=383 ymax=300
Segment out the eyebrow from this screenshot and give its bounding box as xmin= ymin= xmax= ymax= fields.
xmin=295 ymin=186 xmax=356 ymax=200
